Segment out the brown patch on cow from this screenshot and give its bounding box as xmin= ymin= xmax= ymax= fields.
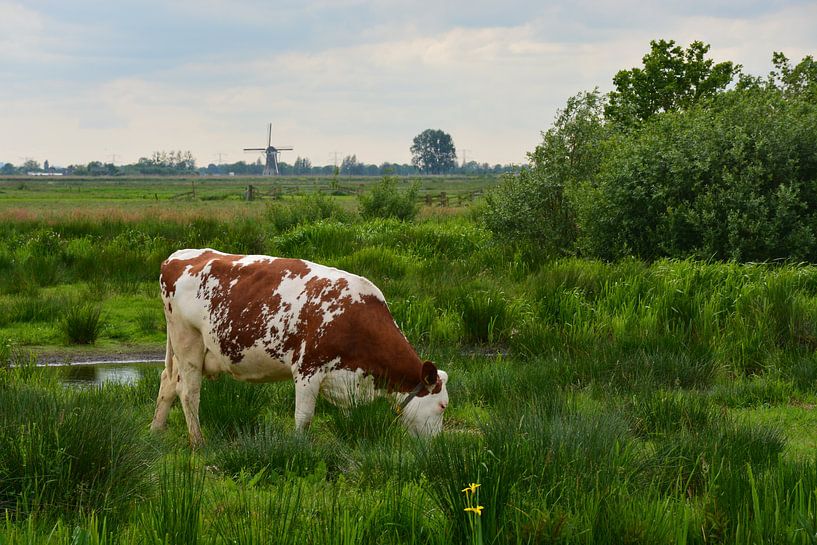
xmin=287 ymin=292 xmax=430 ymax=394
xmin=203 ymin=258 xmax=312 ymax=363
xmin=160 ymin=250 xmax=241 ymax=299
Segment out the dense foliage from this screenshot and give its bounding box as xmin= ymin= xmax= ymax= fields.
xmin=485 ymin=42 xmax=817 ymax=262
xmin=410 ymin=129 xmax=458 ymax=174
xmin=358 ymin=176 xmax=420 ymax=221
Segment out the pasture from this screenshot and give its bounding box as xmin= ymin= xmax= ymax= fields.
xmin=3 ymin=175 xmax=817 ymax=543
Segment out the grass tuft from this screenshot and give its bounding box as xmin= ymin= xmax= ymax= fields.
xmin=60 ymin=301 xmax=105 ymax=344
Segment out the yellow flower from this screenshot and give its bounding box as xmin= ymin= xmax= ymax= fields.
xmin=464 ymin=505 xmax=484 ymax=516
xmin=461 ymin=482 xmax=481 ymax=494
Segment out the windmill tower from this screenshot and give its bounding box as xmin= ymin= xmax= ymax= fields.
xmin=244 ymin=123 xmax=293 ymax=175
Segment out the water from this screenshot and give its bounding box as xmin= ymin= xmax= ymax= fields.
xmin=55 ymin=362 xmax=163 ymax=386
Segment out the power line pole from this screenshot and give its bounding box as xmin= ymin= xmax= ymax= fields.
xmin=108 ymin=153 xmax=119 ymax=165
xmin=329 ymin=151 xmax=341 ymax=168
xmin=461 ymin=149 xmax=471 ymax=168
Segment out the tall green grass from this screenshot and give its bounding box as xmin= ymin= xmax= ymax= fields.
xmin=141 ymin=457 xmax=204 ymax=545
xmin=6 ymin=197 xmax=817 ymax=543
xmin=0 ymin=384 xmax=155 ymax=521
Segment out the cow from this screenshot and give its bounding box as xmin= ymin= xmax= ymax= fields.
xmin=150 ymin=248 xmax=449 ymax=446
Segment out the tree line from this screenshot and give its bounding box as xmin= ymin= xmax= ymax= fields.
xmin=1 ymin=130 xmax=514 ymax=177
xmin=483 ymin=40 xmax=817 ymax=262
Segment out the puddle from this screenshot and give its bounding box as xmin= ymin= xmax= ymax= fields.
xmin=52 ymin=362 xmax=163 ymax=386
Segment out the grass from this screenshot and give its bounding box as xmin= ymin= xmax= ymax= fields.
xmin=60 ymin=301 xmax=105 ymax=344
xmin=6 ymin=179 xmax=817 ymax=543
xmin=0 ymin=383 xmax=155 ymax=520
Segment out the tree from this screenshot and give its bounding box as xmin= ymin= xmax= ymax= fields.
xmin=605 ymin=39 xmax=739 ymax=127
xmin=22 ymin=159 xmax=41 ymax=172
xmin=340 ymin=155 xmax=363 ymax=176
xmin=410 ymin=129 xmax=457 ymax=174
xmin=482 ymin=90 xmax=607 ymax=255
xmin=293 ymin=156 xmax=312 ymax=175
xmin=580 ymin=85 xmax=817 ymax=261
xmin=529 ymin=89 xmax=609 ymax=189
xmin=768 ymin=52 xmax=817 ymax=101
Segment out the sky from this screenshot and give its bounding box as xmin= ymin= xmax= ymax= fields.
xmin=1 ymin=1 xmax=816 ymax=168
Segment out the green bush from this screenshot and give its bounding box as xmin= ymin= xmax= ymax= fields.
xmin=482 ymin=168 xmax=577 ymax=257
xmin=485 ymin=49 xmax=817 ymax=263
xmin=579 ymin=88 xmax=817 ymax=261
xmin=265 ymin=193 xmax=351 ymax=233
xmin=358 ymin=176 xmax=419 ymax=221
xmin=60 ymin=301 xmax=105 ymax=344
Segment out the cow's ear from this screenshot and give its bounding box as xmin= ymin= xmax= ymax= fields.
xmin=421 ymin=361 xmax=438 ymax=387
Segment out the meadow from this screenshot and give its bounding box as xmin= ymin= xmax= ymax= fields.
xmin=3 ymin=176 xmax=817 ymax=543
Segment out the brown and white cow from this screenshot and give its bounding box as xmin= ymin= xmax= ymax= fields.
xmin=150 ymin=248 xmax=449 ymax=446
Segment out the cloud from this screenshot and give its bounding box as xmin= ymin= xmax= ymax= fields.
xmin=3 ymin=0 xmax=817 ymax=167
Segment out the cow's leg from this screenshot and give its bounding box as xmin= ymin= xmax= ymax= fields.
xmin=150 ymin=334 xmax=178 ymax=432
xmin=171 ymin=325 xmax=207 ymax=447
xmin=294 ymin=375 xmax=322 ymax=431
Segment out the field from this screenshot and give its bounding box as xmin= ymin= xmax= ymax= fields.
xmin=3 ymin=175 xmax=817 ymax=544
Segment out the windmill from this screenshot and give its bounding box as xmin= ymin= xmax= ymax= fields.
xmin=244 ymin=123 xmax=293 ymax=175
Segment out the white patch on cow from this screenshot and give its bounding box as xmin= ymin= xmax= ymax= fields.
xmin=319 ymin=364 xmax=378 ymax=407
xmin=397 ymin=370 xmax=449 ymax=436
xmin=168 ymin=248 xmax=214 ymax=262
xmin=235 ymin=255 xmax=269 ymax=267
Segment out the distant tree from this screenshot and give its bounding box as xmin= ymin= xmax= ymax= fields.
xmin=22 ymin=159 xmax=41 ymax=172
xmin=340 ymin=155 xmax=364 ymax=176
xmin=605 ymin=39 xmax=739 ymax=127
xmin=1 ymin=163 xmax=15 ymax=175
xmin=410 ymin=129 xmax=457 ymax=174
xmin=129 ymin=150 xmax=196 ymax=175
xmin=293 ymin=156 xmax=312 ymax=175
xmin=43 ymin=160 xmax=50 ymax=171
xmin=461 ymin=161 xmax=481 ymax=174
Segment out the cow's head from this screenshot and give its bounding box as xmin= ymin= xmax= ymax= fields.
xmin=399 ymin=361 xmax=449 ymax=436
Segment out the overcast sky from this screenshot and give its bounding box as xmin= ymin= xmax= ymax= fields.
xmin=2 ymin=1 xmax=816 ymax=168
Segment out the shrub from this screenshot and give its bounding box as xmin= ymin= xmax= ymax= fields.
xmin=578 ymin=87 xmax=817 ymax=261
xmin=265 ymin=193 xmax=350 ymax=233
xmin=358 ymin=176 xmax=419 ymax=221
xmin=60 ymin=301 xmax=105 ymax=344
xmin=482 ymin=168 xmax=578 ymax=257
